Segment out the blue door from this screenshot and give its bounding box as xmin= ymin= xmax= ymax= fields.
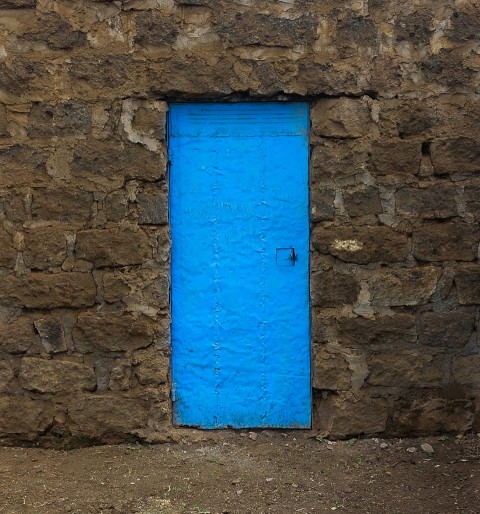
xmin=169 ymin=103 xmax=310 ymax=428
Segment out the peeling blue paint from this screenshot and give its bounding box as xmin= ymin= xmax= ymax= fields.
xmin=169 ymin=103 xmax=311 ymax=428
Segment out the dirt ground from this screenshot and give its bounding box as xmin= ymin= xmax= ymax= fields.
xmin=0 ymin=432 xmax=478 ymax=514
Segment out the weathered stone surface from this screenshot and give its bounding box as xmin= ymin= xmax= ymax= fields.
xmin=0 ymin=317 xmax=37 ymax=354
xmin=31 ymin=188 xmax=93 ymax=222
xmin=368 ymin=349 xmax=444 ymax=388
xmin=337 ymin=314 xmax=417 ymax=347
xmin=0 ymin=145 xmax=48 ymax=188
xmin=133 ymin=347 xmax=168 ymax=386
xmin=0 ymin=0 xmax=35 ymax=7
xmin=34 ymin=318 xmax=68 ymax=353
xmin=22 ymin=12 xmax=86 ymax=50
xmin=19 ymin=357 xmax=96 ymax=393
xmin=343 ymin=186 xmax=383 ymax=217
xmin=0 ymin=105 xmax=8 ymax=137
xmin=23 ymin=227 xmax=67 ymax=270
xmin=135 ymin=11 xmax=178 ymax=46
xmin=370 ymin=140 xmax=421 ymax=175
xmin=75 ymin=228 xmax=151 ymax=267
xmin=0 ymin=273 xmax=96 ymax=308
xmin=419 ymin=311 xmax=474 ymax=348
xmin=109 ymin=359 xmax=131 ymax=391
xmin=452 ymin=355 xmax=480 ymax=389
xmin=455 ymin=266 xmax=480 ymax=305
xmin=67 ymin=395 xmax=149 ymax=437
xmin=0 ymin=228 xmax=16 ymax=268
xmin=313 ymin=226 xmax=408 ymax=264
xmin=431 ymin=138 xmax=480 ymax=175
xmin=0 ymin=361 xmax=14 ymax=392
xmin=391 ymin=399 xmax=474 ymax=436
xmin=369 ymin=267 xmax=439 ymax=307
xmin=0 ymin=397 xmax=53 ymax=436
xmin=310 ymin=188 xmax=335 ymax=222
xmin=311 ymin=98 xmax=373 ymax=139
xmin=311 ymin=272 xmax=360 ymax=308
xmin=396 ymin=184 xmax=458 ymax=219
xmin=316 ymin=392 xmax=388 ymax=438
xmin=73 ymin=311 xmax=155 ymax=352
xmin=136 ymin=185 xmax=168 ymax=225
xmin=313 ymin=346 xmax=352 ymax=391
xmin=28 ymin=101 xmax=91 ymax=137
xmin=412 ymin=223 xmax=479 ymax=262
xmin=105 ymin=190 xmax=128 ymax=222
xmin=463 ymin=183 xmax=480 ymax=221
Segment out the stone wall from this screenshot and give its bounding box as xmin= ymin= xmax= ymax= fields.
xmin=0 ymin=0 xmax=479 ymax=444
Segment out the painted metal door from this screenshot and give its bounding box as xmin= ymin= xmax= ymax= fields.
xmin=169 ymin=103 xmax=310 ymax=428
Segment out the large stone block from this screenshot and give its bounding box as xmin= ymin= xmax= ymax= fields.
xmin=136 ymin=185 xmax=168 ymax=225
xmin=310 ymin=187 xmax=335 ymax=222
xmin=368 ymin=349 xmax=444 ymax=388
xmin=390 ymin=398 xmax=474 ymax=435
xmin=0 ymin=228 xmax=16 ymax=268
xmin=23 ymin=226 xmax=67 ymax=270
xmin=133 ymin=347 xmax=169 ymax=386
xmin=0 ymin=361 xmax=14 ymax=392
xmin=75 ymin=227 xmax=151 ymax=267
xmin=396 ymin=184 xmax=458 ymax=219
xmin=463 ymin=182 xmax=480 ymax=221
xmin=370 ymin=140 xmax=421 ymax=175
xmin=73 ymin=311 xmax=155 ymax=352
xmin=135 ymin=11 xmax=178 ymax=46
xmin=313 ymin=225 xmax=408 ymax=264
xmin=452 ymin=355 xmax=480 ymax=388
xmin=0 ymin=145 xmax=48 ymax=188
xmin=34 ymin=318 xmax=68 ymax=354
xmin=412 ymin=223 xmax=479 ymax=262
xmin=431 ymin=138 xmax=480 ymax=175
xmin=19 ymin=357 xmax=96 ymax=393
xmin=343 ymin=186 xmax=383 ymax=217
xmin=31 ymin=188 xmax=94 ymax=222
xmin=337 ymin=313 xmax=417 ymax=347
xmin=418 ymin=311 xmax=475 ymax=348
xmin=313 ymin=346 xmax=357 ymax=391
xmin=0 ymin=273 xmax=96 ymax=308
xmin=311 ymin=98 xmax=374 ymax=139
xmin=0 ymin=397 xmax=53 ymax=437
xmin=0 ymin=317 xmax=38 ymax=354
xmin=455 ymin=265 xmax=480 ymax=305
xmin=368 ymin=267 xmax=439 ymax=306
xmin=0 ymin=0 xmax=35 ymax=7
xmin=311 ymin=271 xmax=360 ymax=308
xmin=316 ymin=391 xmax=388 ymax=438
xmin=28 ymin=100 xmax=91 ymax=137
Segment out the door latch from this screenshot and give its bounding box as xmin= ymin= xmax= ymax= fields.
xmin=276 ymin=247 xmax=296 ymax=267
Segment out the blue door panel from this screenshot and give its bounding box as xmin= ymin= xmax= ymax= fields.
xmin=169 ymin=103 xmax=311 ymax=428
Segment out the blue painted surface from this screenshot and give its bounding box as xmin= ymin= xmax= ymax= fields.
xmin=169 ymin=103 xmax=311 ymax=428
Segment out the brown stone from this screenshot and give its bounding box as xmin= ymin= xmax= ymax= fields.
xmin=316 ymin=391 xmax=388 ymax=438
xmin=31 ymin=188 xmax=93 ymax=222
xmin=73 ymin=311 xmax=155 ymax=352
xmin=109 ymin=359 xmax=131 ymax=391
xmin=452 ymin=355 xmax=480 ymax=389
xmin=0 ymin=273 xmax=96 ymax=308
xmin=19 ymin=357 xmax=96 ymax=393
xmin=370 ymin=140 xmax=421 ymax=175
xmin=463 ymin=183 xmax=480 ymax=221
xmin=28 ymin=100 xmax=91 ymax=137
xmin=0 ymin=227 xmax=16 ymax=268
xmin=105 ymin=190 xmax=128 ymax=222
xmin=0 ymin=104 xmax=8 ymax=137
xmin=312 ymin=225 xmax=408 ymax=264
xmin=23 ymin=226 xmax=68 ymax=270
xmin=311 ymin=271 xmax=360 ymax=308
xmin=368 ymin=349 xmax=444 ymax=388
xmin=454 ymin=265 xmax=480 ymax=305
xmin=343 ymin=186 xmax=383 ymax=217
xmin=412 ymin=223 xmax=479 ymax=262
xmin=368 ymin=267 xmax=439 ymax=306
xmin=0 ymin=317 xmax=38 ymax=354
xmin=22 ymin=13 xmax=86 ymax=51
xmin=419 ymin=311 xmax=474 ymax=348
xmin=310 ymin=188 xmax=335 ymax=222
xmin=133 ymin=347 xmax=169 ymax=386
xmin=431 ymin=138 xmax=480 ymax=175
xmin=75 ymin=227 xmax=151 ymax=267
xmin=0 ymin=0 xmax=35 ymax=7
xmin=34 ymin=318 xmax=68 ymax=353
xmin=337 ymin=314 xmax=417 ymax=347
xmin=391 ymin=398 xmax=474 ymax=435
xmin=68 ymin=55 xmax=132 ymax=89
xmin=0 ymin=361 xmax=14 ymax=392
xmin=396 ymin=183 xmax=458 ymax=219
xmin=135 ymin=11 xmax=178 ymax=46
xmin=0 ymin=145 xmax=48 ymax=188
xmin=311 ymin=98 xmax=373 ymax=139
xmin=136 ymin=184 xmax=168 ymax=225
xmin=312 ymin=346 xmax=352 ymax=391
xmin=0 ymin=397 xmax=53 ymax=437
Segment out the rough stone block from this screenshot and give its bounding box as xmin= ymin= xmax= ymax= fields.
xmin=337 ymin=314 xmax=417 ymax=347
xmin=31 ymin=188 xmax=93 ymax=222
xmin=390 ymin=398 xmax=474 ymax=435
xmin=311 ymin=98 xmax=373 ymax=139
xmin=0 ymin=0 xmax=35 ymax=7
xmin=368 ymin=349 xmax=444 ymax=388
xmin=23 ymin=227 xmax=67 ymax=270
xmin=310 ymin=188 xmax=335 ymax=222
xmin=316 ymin=391 xmax=388 ymax=438
xmin=0 ymin=145 xmax=48 ymax=188
xmin=73 ymin=311 xmax=155 ymax=352
xmin=133 ymin=347 xmax=169 ymax=386
xmin=312 ymin=346 xmax=352 ymax=391
xmin=452 ymin=355 xmax=480 ymax=388
xmin=463 ymin=183 xmax=480 ymax=220
xmin=0 ymin=397 xmax=53 ymax=437
xmin=311 ymin=271 xmax=360 ymax=308
xmin=412 ymin=223 xmax=479 ymax=262
xmin=343 ymin=186 xmax=383 ymax=217
xmin=135 ymin=11 xmax=178 ymax=46
xmin=370 ymin=140 xmax=421 ymax=175
xmin=22 ymin=13 xmax=86 ymax=51
xmin=105 ymin=190 xmax=128 ymax=222
xmin=109 ymin=359 xmax=131 ymax=391
xmin=455 ymin=265 xmax=480 ymax=305
xmin=0 ymin=317 xmax=38 ymax=354
xmin=368 ymin=267 xmax=439 ymax=306
xmin=75 ymin=227 xmax=151 ymax=267
xmin=313 ymin=225 xmax=408 ymax=264
xmin=136 ymin=185 xmax=168 ymax=225
xmin=28 ymin=100 xmax=91 ymax=137
xmin=0 ymin=361 xmax=14 ymax=392
xmin=0 ymin=104 xmax=8 ymax=137
xmin=19 ymin=357 xmax=96 ymax=393
xmin=396 ymin=184 xmax=458 ymax=219
xmin=431 ymin=138 xmax=480 ymax=175
xmin=0 ymin=228 xmax=16 ymax=268
xmin=34 ymin=318 xmax=68 ymax=353
xmin=0 ymin=273 xmax=96 ymax=308
xmin=68 ymin=55 xmax=132 ymax=89
xmin=419 ymin=311 xmax=475 ymax=348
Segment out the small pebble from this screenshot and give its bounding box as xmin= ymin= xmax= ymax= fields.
xmin=421 ymin=443 xmax=434 ymax=455
xmin=406 ymin=447 xmax=417 ymax=453
xmin=380 ymin=443 xmax=389 ymax=450
xmin=248 ymin=432 xmax=258 ymax=441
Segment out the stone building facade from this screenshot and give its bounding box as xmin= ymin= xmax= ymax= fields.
xmin=0 ymin=0 xmax=479 ymax=444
